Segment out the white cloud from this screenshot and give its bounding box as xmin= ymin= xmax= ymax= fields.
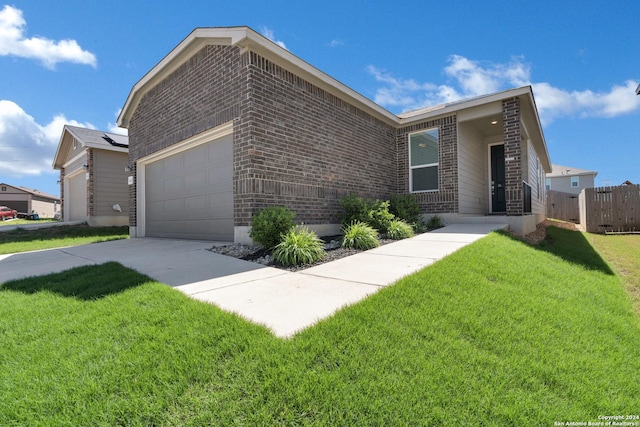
xmin=259 ymin=26 xmax=287 ymax=50
xmin=0 ymin=5 xmax=96 ymax=69
xmin=368 ymin=55 xmax=640 ymax=125
xmin=328 ymin=39 xmax=344 ymax=48
xmin=107 ymin=109 xmax=128 ymax=135
xmin=0 ymin=100 xmax=94 ymax=176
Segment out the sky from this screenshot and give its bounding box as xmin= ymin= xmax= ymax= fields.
xmin=1 ymin=0 xmax=638 ymax=197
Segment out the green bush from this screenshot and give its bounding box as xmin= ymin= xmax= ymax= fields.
xmin=426 ymin=214 xmax=445 ymax=230
xmin=339 ymin=195 xmax=396 ymax=231
xmin=366 ymin=200 xmax=395 ymax=232
xmin=338 ymin=194 xmax=371 ymax=226
xmin=389 ymin=193 xmax=423 ymax=229
xmin=272 ymin=226 xmax=326 ymax=266
xmin=249 ymin=206 xmax=295 ymax=248
xmin=341 ymin=221 xmax=380 ymax=250
xmin=386 ymin=219 xmax=415 ymax=240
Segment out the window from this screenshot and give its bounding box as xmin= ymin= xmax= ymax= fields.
xmin=571 ymin=176 xmax=579 ymax=188
xmin=545 ymin=178 xmax=551 ymax=191
xmin=409 ymin=128 xmax=439 ymax=192
xmin=1 ymin=186 xmax=6 ymax=191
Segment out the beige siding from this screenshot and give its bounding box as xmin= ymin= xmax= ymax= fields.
xmin=525 ymin=140 xmax=546 ymax=216
xmin=457 ymin=123 xmax=487 ymax=214
xmin=93 ymin=150 xmax=129 ymax=217
xmin=31 ymin=198 xmax=58 ymax=218
xmin=548 ymin=174 xmax=595 ymax=195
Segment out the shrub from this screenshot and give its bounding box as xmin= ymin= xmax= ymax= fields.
xmin=338 ymin=194 xmax=371 ymax=226
xmin=426 ymin=214 xmax=445 ymax=230
xmin=386 ymin=219 xmax=415 ymax=240
xmin=341 ymin=221 xmax=380 ymax=250
xmin=249 ymin=206 xmax=295 ymax=248
xmin=339 ymin=195 xmax=397 ymax=232
xmin=366 ymin=200 xmax=395 ymax=232
xmin=389 ymin=193 xmax=424 ymax=230
xmin=272 ymin=226 xmax=325 ymax=266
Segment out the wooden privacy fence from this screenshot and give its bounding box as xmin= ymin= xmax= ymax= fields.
xmin=579 ymin=185 xmax=640 ymax=233
xmin=546 ymin=190 xmax=580 ymax=223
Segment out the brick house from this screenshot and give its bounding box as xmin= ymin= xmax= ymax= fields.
xmin=117 ymin=27 xmax=551 ymax=243
xmin=53 ymin=125 xmax=130 ymax=226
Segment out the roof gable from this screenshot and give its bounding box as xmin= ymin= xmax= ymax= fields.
xmin=116 ymin=26 xmax=551 ymax=172
xmin=0 ymin=183 xmax=60 ymax=201
xmin=53 ymin=125 xmax=128 ymax=169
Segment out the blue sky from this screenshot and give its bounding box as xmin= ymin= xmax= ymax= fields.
xmin=1 ymin=0 xmax=638 ymax=197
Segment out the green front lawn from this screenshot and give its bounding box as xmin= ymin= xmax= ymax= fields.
xmin=0 ymin=218 xmax=57 ymax=227
xmin=0 ymin=224 xmax=129 ymax=254
xmin=0 ymin=228 xmax=638 ymax=425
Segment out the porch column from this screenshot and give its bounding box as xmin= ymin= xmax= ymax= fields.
xmin=502 ymin=97 xmax=523 ymax=215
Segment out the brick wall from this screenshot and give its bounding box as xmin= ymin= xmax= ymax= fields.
xmin=59 ymin=168 xmax=65 ymax=220
xmin=128 ymin=45 xmax=250 ymax=227
xmin=396 ymin=115 xmax=458 ymax=214
xmin=234 ymin=51 xmax=397 ymax=226
xmin=87 ymin=148 xmax=94 ymax=216
xmin=503 ymin=97 xmax=523 ymax=215
xmin=129 ymin=45 xmax=397 ymax=228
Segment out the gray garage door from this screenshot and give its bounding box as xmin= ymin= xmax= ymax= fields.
xmin=145 ymin=134 xmax=233 ymax=241
xmin=0 ymin=200 xmax=27 ymax=213
xmin=68 ymin=173 xmax=88 ymax=221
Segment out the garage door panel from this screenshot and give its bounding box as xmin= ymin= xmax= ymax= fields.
xmin=184 ymin=195 xmax=209 ymax=219
xmin=209 ymin=138 xmax=232 ymax=162
xmin=184 ymin=144 xmax=208 ymax=169
xmin=210 ymin=192 xmax=233 ymax=218
xmin=163 ymin=198 xmax=183 ymax=215
xmin=163 ymin=176 xmax=183 ymax=194
xmin=209 ymin=165 xmax=232 ymax=184
xmin=163 ymin=155 xmax=182 ymax=175
xmin=184 ymin=170 xmax=207 ymax=192
xmin=145 ymin=135 xmax=233 ymax=240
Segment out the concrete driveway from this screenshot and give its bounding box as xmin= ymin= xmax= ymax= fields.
xmin=0 ymin=223 xmax=505 ymax=337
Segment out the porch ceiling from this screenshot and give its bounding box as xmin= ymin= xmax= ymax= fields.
xmin=464 ymin=114 xmax=504 ymax=138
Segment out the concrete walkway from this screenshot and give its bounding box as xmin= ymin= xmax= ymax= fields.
xmin=0 ymin=223 xmax=505 ymax=337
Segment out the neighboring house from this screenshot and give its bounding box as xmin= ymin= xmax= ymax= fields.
xmin=0 ymin=183 xmax=60 ymax=217
xmin=117 ymin=26 xmax=551 ymax=242
xmin=52 ymin=125 xmax=130 ymax=226
xmin=546 ymin=164 xmax=598 ymax=195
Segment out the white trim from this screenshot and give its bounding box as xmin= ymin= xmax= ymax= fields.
xmin=487 ymin=142 xmax=505 ymax=214
xmin=135 ymin=121 xmax=234 ymax=237
xmin=408 ymin=128 xmax=439 ymax=193
xmin=62 ymin=150 xmax=87 ymax=170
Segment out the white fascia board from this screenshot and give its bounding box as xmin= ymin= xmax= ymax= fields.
xmin=398 ymin=86 xmax=532 ymax=124
xmin=52 ymin=125 xmax=73 ymax=170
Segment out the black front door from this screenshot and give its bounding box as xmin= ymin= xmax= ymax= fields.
xmin=491 ymin=144 xmax=506 ymax=213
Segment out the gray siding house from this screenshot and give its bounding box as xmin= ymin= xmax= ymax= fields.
xmin=546 ymin=164 xmax=598 ymax=195
xmin=117 ymin=27 xmax=551 ymax=242
xmin=0 ymin=183 xmax=60 ymax=217
xmin=53 ymin=126 xmax=130 ymax=226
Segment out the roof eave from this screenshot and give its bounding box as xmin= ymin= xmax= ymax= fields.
xmin=117 ymin=26 xmax=397 ymax=129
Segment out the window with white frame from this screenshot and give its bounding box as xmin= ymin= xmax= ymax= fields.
xmin=571 ymin=176 xmax=579 ymax=188
xmin=545 ymin=178 xmax=551 ymax=191
xmin=409 ymin=128 xmax=439 ymax=192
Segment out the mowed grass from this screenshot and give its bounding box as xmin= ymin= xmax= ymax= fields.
xmin=0 ymin=218 xmax=57 ymax=227
xmin=587 ymin=232 xmax=640 ymax=315
xmin=0 ymin=224 xmax=129 ymax=254
xmin=1 ymin=228 xmax=639 ymax=425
